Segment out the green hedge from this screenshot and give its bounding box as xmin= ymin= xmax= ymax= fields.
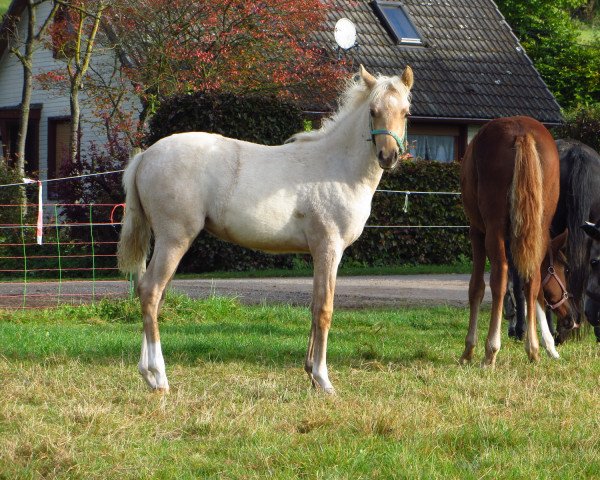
xmin=346 ymin=160 xmax=469 ymax=267
xmin=146 ymin=93 xmax=470 ymax=272
xmin=554 ymin=103 xmax=600 ymax=152
xmin=146 ymin=91 xmax=305 ymax=147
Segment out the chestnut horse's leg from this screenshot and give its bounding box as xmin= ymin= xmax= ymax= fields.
xmin=137 ymin=236 xmax=194 ymax=392
xmin=482 ymin=230 xmax=508 ymax=367
xmin=461 ymin=227 xmax=486 ymax=364
xmin=524 ymin=272 xmax=543 ymax=362
xmin=305 ymin=240 xmax=343 ymax=394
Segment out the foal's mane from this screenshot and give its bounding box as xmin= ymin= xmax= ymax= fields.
xmin=287 ymin=73 xmax=410 ymax=144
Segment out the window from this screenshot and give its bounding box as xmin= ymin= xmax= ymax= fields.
xmin=372 ymin=1 xmax=423 ymax=45
xmin=48 ymin=117 xmax=71 ymax=198
xmin=408 ymin=135 xmax=455 ymax=163
xmin=0 ymin=107 xmax=40 ymax=174
xmin=407 ymin=124 xmax=466 ymax=163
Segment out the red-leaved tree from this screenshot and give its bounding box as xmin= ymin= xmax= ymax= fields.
xmin=38 ymin=0 xmax=347 ymax=150
xmin=105 ymin=0 xmax=347 ymax=130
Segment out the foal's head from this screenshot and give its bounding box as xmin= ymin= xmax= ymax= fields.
xmin=541 ymin=230 xmax=580 ymax=342
xmin=360 ymin=65 xmax=413 ymax=170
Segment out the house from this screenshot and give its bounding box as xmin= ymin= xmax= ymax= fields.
xmin=0 ymin=0 xmax=135 ymax=191
xmin=315 ymin=0 xmax=563 ymax=162
xmin=0 ymin=0 xmax=563 ymax=185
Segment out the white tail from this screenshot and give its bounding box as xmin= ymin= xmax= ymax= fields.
xmin=117 ymin=151 xmax=152 ymax=274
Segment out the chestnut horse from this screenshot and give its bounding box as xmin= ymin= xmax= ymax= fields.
xmin=117 ymin=66 xmax=413 ymax=393
xmin=460 ymin=116 xmax=578 ymax=365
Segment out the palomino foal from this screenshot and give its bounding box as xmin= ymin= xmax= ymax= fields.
xmin=118 ymin=66 xmax=413 ymax=393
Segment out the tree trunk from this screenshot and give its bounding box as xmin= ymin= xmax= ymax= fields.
xmin=69 ymin=86 xmax=80 ymax=165
xmin=15 ymin=0 xmax=36 ymax=179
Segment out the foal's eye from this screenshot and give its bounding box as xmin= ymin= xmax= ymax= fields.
xmin=369 ymin=108 xmax=376 ymax=117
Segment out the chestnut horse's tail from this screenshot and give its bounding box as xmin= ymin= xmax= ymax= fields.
xmin=509 ymin=133 xmax=544 ymax=281
xmin=117 ymin=150 xmax=152 ymax=275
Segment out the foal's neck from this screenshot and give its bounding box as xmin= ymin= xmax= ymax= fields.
xmin=324 ymin=103 xmax=383 ymax=191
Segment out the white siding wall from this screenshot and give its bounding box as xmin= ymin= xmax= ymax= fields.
xmin=0 ymin=2 xmax=140 ymax=189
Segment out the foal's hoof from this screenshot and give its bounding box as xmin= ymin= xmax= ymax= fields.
xmin=527 ymin=351 xmax=540 ymax=363
xmin=321 ymin=386 xmax=336 ymax=396
xmin=153 ymin=386 xmax=170 ymax=394
xmin=458 ymin=355 xmax=472 ymax=365
xmin=479 ymin=357 xmax=496 ymax=369
xmin=459 ymin=347 xmax=475 ymax=365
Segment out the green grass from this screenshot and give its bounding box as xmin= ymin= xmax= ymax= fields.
xmin=1 ymin=295 xmax=599 ymax=478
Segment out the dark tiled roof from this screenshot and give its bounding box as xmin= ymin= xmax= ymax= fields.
xmin=318 ymin=0 xmax=563 ymax=124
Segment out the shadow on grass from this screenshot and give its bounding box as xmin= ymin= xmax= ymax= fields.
xmin=0 ymin=296 xmax=468 ymax=369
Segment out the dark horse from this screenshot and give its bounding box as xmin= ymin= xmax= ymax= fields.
xmin=582 ymin=221 xmax=600 ymax=335
xmin=507 ymin=139 xmax=600 ymax=342
xmin=460 ymin=116 xmax=578 ymax=365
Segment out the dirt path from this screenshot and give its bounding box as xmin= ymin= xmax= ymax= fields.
xmin=0 ymin=274 xmax=492 ymax=309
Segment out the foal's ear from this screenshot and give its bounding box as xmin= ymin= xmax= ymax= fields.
xmin=401 ymin=65 xmax=414 ymax=90
xmin=360 ymin=65 xmax=377 ymax=89
xmin=551 ymin=229 xmax=569 ymax=252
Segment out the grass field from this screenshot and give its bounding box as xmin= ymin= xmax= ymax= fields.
xmin=1 ymin=294 xmax=600 ymax=479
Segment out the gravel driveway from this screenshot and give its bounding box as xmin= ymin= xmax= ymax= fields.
xmin=0 ymin=274 xmax=492 ymax=309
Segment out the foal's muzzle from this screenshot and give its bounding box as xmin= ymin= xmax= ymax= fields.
xmin=378 ymin=149 xmax=399 ymax=170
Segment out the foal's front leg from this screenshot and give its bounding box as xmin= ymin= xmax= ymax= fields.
xmin=306 ymin=242 xmax=343 ymax=394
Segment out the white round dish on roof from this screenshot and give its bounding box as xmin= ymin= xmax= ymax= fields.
xmin=334 ymin=18 xmax=357 ymax=50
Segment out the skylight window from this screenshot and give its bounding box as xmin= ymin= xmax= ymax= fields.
xmin=372 ymin=1 xmax=423 ymax=46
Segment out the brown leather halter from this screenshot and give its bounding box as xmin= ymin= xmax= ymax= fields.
xmin=542 ymin=248 xmax=572 ymax=310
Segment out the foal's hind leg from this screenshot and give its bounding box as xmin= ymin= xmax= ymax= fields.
xmin=461 ymin=228 xmax=486 ymax=364
xmin=137 ymin=235 xmax=196 ymax=391
xmin=482 ymin=232 xmax=508 ymax=367
xmin=305 ymin=240 xmax=344 ymax=394
xmin=523 ymin=273 xmax=542 ymax=362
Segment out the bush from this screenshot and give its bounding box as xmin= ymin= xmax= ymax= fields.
xmin=49 ymin=141 xmax=128 ymax=278
xmin=345 ymin=160 xmax=469 ymax=267
xmin=555 ymin=103 xmax=600 ymax=152
xmin=0 ymin=159 xmax=23 ymax=231
xmin=146 ymin=91 xmax=305 ymax=146
xmin=0 ymin=160 xmax=79 ymax=279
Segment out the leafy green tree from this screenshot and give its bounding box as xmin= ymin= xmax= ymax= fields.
xmin=496 ymin=0 xmax=600 ymax=109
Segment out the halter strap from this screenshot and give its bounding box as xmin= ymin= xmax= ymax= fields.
xmin=542 ymin=248 xmax=572 ymax=310
xmin=369 ymin=116 xmax=408 ymax=155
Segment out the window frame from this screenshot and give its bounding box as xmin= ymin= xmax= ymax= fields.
xmin=371 ymin=1 xmax=425 ymax=46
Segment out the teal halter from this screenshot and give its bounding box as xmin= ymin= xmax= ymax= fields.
xmin=370 ymin=117 xmax=408 ymax=155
